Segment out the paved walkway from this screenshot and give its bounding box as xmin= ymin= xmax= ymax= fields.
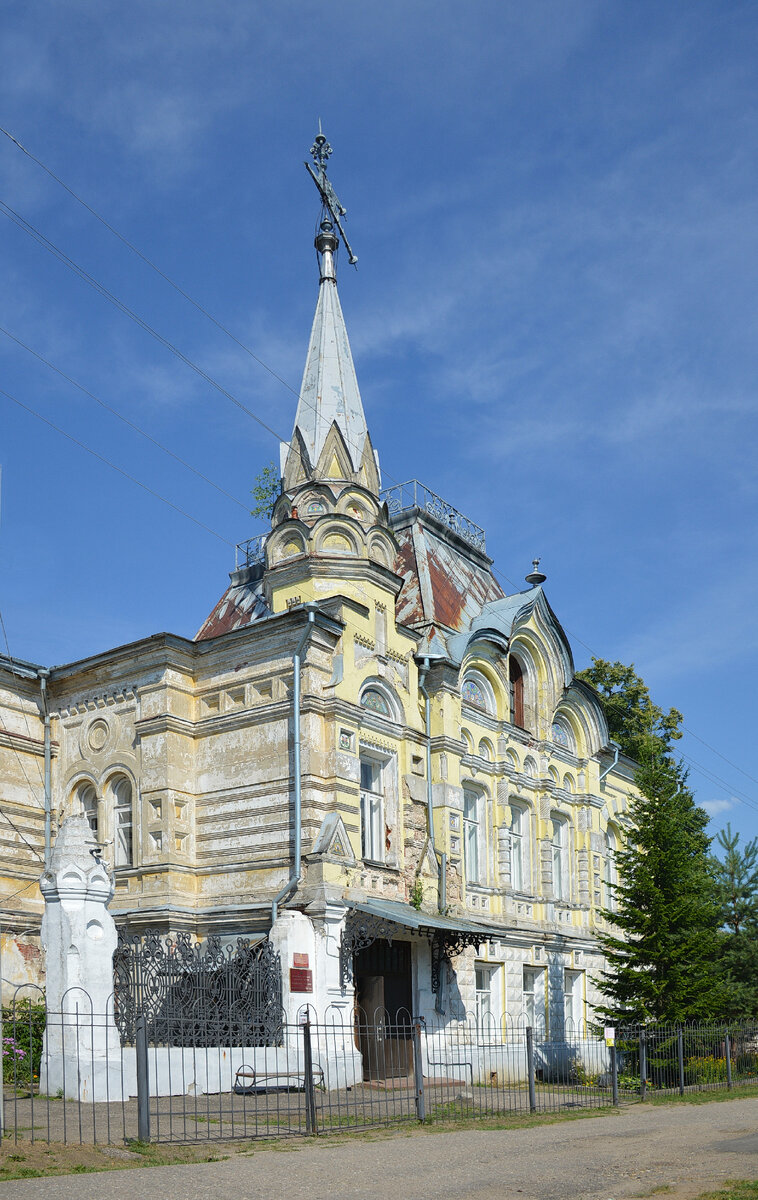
xmin=3 ymin=1098 xmax=758 ymax=1200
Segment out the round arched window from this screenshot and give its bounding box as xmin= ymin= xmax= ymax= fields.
xmin=461 ymin=670 xmax=495 ymax=715
xmin=360 ymin=687 xmax=390 ymax=716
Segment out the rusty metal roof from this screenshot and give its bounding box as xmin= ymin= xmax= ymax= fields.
xmin=393 ymin=516 xmax=504 ymax=635
xmin=195 ymin=573 xmax=270 ymax=641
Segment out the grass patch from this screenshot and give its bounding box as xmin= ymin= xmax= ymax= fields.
xmin=645 ymin=1083 xmax=758 ymax=1106
xmin=691 ymin=1184 xmax=758 ymax=1200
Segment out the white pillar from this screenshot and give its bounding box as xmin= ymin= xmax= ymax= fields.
xmin=39 ymin=815 xmax=123 ymax=1100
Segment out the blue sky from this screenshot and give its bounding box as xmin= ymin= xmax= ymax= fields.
xmin=1 ymin=1 xmax=757 ymax=844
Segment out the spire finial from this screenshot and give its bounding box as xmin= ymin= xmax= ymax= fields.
xmin=304 ymin=126 xmax=358 ymax=266
xmin=525 ymin=558 xmax=547 ymax=588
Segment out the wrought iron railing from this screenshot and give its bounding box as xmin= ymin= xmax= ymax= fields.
xmin=381 ymin=480 xmax=486 ymax=553
xmin=234 ymin=534 xmax=267 ymax=570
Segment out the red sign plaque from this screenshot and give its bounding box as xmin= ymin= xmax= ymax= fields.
xmin=290 ymin=967 xmax=313 ymax=993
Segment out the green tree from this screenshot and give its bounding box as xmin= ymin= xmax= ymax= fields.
xmin=596 ymin=759 xmax=723 ymax=1024
xmin=711 ymin=825 xmax=758 ymax=1018
xmin=250 ymin=462 xmax=280 ymax=520
xmin=577 ymin=657 xmax=683 ymax=765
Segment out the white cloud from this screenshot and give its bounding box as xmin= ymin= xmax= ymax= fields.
xmin=702 ymin=798 xmax=736 ymax=817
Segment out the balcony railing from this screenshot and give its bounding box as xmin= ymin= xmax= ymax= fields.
xmin=234 ymin=534 xmax=267 ymax=570
xmin=381 ymin=480 xmax=486 ymax=553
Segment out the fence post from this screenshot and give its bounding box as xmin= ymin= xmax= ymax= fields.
xmin=725 ymin=1032 xmax=733 ymax=1090
xmin=525 ymin=1026 xmax=537 ymax=1114
xmin=412 ymin=1020 xmax=426 ymax=1122
xmin=610 ymin=1043 xmax=619 ymax=1106
xmin=135 ymin=1012 xmax=150 ymax=1143
xmin=639 ymin=1030 xmax=647 ymax=1101
xmin=303 ymin=1018 xmax=317 ymax=1136
xmin=677 ymin=1027 xmax=685 ymax=1096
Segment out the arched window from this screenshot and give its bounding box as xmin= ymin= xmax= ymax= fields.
xmin=510 ymin=803 xmax=530 ymax=892
xmin=478 ymin=738 xmax=493 ymax=761
xmin=523 ymin=756 xmax=537 ymax=779
xmin=360 ymin=687 xmax=390 ymax=716
xmin=78 ymin=782 xmax=98 ymax=838
xmin=461 ymin=670 xmax=495 ymax=715
xmin=112 ymin=776 xmax=133 ymax=867
xmin=548 ymin=766 xmax=560 ymax=785
xmin=562 ymin=774 xmax=575 ymax=794
xmin=461 ymin=728 xmax=474 ymax=755
xmin=604 ymin=827 xmax=618 ymax=912
xmin=508 ymin=657 xmax=524 ymax=728
xmin=551 ymin=815 xmax=570 ymax=901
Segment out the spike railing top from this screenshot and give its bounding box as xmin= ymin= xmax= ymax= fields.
xmin=305 ymin=126 xmax=358 ymax=267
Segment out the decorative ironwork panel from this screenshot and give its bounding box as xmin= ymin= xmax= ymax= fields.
xmin=114 ymin=930 xmax=283 ymax=1048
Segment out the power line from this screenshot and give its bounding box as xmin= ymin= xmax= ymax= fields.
xmin=0 ymin=125 xmax=301 ymax=399
xmin=0 ymin=323 xmax=250 ymax=513
xmin=0 ymin=198 xmax=372 ymax=475
xmin=4 ymin=134 xmax=758 ymax=818
xmin=0 ymin=386 xmax=234 ymax=546
xmin=0 ymin=199 xmax=288 ymax=447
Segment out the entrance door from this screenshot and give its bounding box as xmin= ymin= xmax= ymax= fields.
xmin=354 ymin=940 xmax=413 ymax=1081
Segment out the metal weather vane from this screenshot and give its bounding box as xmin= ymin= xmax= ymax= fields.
xmin=304 ymin=122 xmax=358 ymax=266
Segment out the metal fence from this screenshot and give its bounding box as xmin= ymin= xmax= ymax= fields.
xmin=2 ymin=996 xmax=758 ymax=1146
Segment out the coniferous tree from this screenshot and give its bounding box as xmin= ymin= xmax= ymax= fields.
xmin=596 ymin=759 xmax=723 ymax=1024
xmin=577 ymin=658 xmax=683 ymax=765
xmin=711 ymin=825 xmax=758 ymax=1018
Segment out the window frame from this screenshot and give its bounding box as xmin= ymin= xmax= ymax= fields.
xmin=474 ymin=962 xmax=500 ymax=1034
xmin=551 ymin=814 xmax=570 ymax=902
xmin=78 ymin=782 xmax=99 ymax=839
xmin=111 ymin=775 xmax=134 ymax=868
xmin=509 ymin=801 xmax=530 ymax=893
xmin=463 ymin=787 xmax=483 ymax=886
xmin=563 ymin=968 xmax=585 ymax=1036
xmin=604 ymin=827 xmax=618 ymax=912
xmin=523 ymin=966 xmax=546 ymax=1033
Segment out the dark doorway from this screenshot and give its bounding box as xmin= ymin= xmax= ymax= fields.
xmin=354 ymin=939 xmax=413 ymax=1080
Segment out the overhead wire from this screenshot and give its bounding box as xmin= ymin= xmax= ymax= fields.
xmin=2 ymin=131 xmax=756 ymax=820
xmin=0 ymin=386 xmax=234 ymax=546
xmin=0 ymin=324 xmax=251 ymax=513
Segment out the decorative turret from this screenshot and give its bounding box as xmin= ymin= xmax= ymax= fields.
xmin=264 ymin=129 xmax=397 ymax=606
xmin=281 ymin=130 xmax=380 ymax=496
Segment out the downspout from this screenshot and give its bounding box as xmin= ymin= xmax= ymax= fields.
xmin=418 ymin=658 xmax=446 ymax=912
xmin=38 ymin=669 xmax=51 ymax=867
xmin=272 ymin=604 xmax=318 ymax=924
xmin=599 ymin=740 xmax=620 ymax=786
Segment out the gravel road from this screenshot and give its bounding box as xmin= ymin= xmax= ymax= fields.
xmin=2 ymin=1097 xmax=758 ymax=1200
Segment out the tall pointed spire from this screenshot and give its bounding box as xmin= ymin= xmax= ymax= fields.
xmin=281 ymin=130 xmax=379 ymax=494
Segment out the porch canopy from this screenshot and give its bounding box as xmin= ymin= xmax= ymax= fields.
xmin=340 ymin=897 xmax=496 ymax=993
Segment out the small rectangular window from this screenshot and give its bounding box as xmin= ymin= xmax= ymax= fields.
xmin=475 ymin=963 xmax=498 ymax=1032
xmin=563 ymin=969 xmax=584 ymax=1035
xmin=523 ymin=966 xmax=546 ymax=1033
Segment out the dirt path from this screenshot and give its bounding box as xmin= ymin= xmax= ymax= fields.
xmin=2 ymin=1097 xmax=758 ymax=1199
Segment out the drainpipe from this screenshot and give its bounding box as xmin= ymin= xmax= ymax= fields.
xmin=418 ymin=658 xmax=446 ymax=911
xmin=38 ymin=669 xmax=52 ymax=867
xmin=272 ymin=604 xmax=318 ymax=924
xmin=599 ymin=740 xmax=620 ymax=786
